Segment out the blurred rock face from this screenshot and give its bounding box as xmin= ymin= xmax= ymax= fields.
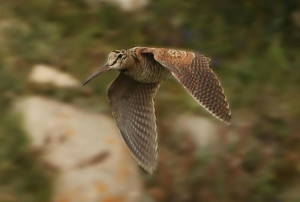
xmin=170 ymin=115 xmax=218 ymax=148
xmin=86 ymin=0 xmax=148 ymax=11
xmin=29 ymin=65 xmax=80 ymax=88
xmin=15 ymin=96 xmax=142 ymax=202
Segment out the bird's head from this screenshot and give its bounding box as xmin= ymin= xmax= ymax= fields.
xmin=83 ymin=49 xmax=128 ymax=85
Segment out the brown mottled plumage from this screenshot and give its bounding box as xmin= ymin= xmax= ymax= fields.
xmin=83 ymin=47 xmax=231 ymax=173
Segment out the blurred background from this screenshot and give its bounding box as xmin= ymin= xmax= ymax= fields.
xmin=0 ymin=0 xmax=300 ymax=202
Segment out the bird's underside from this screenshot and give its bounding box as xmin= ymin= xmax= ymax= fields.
xmin=106 ymin=47 xmax=231 ymax=173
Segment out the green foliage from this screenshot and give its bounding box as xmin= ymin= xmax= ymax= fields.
xmin=0 ymin=66 xmax=53 ymax=202
xmin=0 ymin=115 xmax=53 ymax=202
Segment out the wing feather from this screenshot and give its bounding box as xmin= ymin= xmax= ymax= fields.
xmin=141 ymin=48 xmax=231 ymax=124
xmin=107 ymin=73 xmax=160 ymax=173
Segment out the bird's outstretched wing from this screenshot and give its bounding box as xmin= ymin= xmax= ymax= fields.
xmin=107 ymin=73 xmax=160 ymax=173
xmin=141 ymin=47 xmax=231 ymax=124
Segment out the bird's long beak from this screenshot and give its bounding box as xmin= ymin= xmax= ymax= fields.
xmin=83 ymin=63 xmax=110 ymax=86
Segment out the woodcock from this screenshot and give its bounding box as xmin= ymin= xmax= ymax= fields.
xmin=83 ymin=47 xmax=231 ymax=173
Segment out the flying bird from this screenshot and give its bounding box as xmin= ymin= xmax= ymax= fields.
xmin=83 ymin=47 xmax=231 ymax=173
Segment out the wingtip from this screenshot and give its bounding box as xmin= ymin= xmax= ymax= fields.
xmin=138 ymin=162 xmax=157 ymax=175
xmin=222 ymin=114 xmax=231 ymax=125
xmin=227 ymin=116 xmax=231 ymax=125
xmin=127 ymin=146 xmax=157 ymax=175
xmin=225 ymin=120 xmax=231 ymax=125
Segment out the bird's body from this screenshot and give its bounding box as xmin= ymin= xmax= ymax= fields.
xmin=83 ymin=47 xmax=231 ymax=173
xmin=111 ymin=47 xmax=172 ymax=83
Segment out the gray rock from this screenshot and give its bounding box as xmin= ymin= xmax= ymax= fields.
xmin=14 ymin=96 xmax=143 ymax=202
xmin=168 ymin=114 xmax=239 ymax=151
xmin=170 ymin=114 xmax=218 ymax=148
xmin=86 ymin=0 xmax=148 ymax=11
xmin=29 ymin=65 xmax=80 ymax=88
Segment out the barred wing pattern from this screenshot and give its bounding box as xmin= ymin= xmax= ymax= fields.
xmin=141 ymin=48 xmax=231 ymax=123
xmin=107 ymin=73 xmax=160 ymax=173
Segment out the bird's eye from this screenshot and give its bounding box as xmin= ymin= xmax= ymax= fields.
xmin=117 ymin=54 xmax=123 ymax=59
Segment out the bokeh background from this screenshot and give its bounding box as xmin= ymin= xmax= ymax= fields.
xmin=0 ymin=0 xmax=300 ymax=201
